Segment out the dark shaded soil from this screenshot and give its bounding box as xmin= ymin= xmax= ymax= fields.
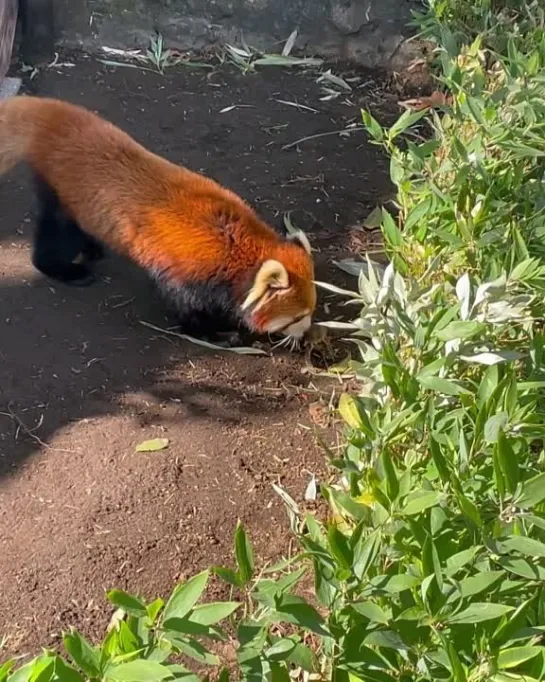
xmin=0 ymin=54 xmax=396 ymax=659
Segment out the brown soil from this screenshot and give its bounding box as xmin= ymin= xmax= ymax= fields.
xmin=0 ymin=54 xmax=396 ymax=660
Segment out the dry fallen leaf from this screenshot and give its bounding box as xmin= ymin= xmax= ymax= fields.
xmin=304 ymin=474 xmax=318 ymax=501
xmin=135 ymin=438 xmax=170 ymax=453
xmin=308 ymin=401 xmax=329 ymax=427
xmin=399 ymin=91 xmax=452 ymax=111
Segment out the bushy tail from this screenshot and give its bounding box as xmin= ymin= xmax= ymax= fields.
xmin=0 ymin=95 xmax=35 ymax=175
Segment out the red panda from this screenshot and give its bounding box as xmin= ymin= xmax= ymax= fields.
xmin=0 ymin=95 xmax=317 ymax=341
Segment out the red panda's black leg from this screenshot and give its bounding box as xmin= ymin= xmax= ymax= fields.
xmin=81 ymin=235 xmax=105 ymax=262
xmin=32 ymin=175 xmax=96 ymax=286
xmin=155 ymin=278 xmax=241 ymax=341
xmin=33 ymin=213 xmax=95 ymax=285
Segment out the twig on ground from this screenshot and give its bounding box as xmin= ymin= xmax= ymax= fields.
xmin=139 ymin=320 xmax=268 ymax=355
xmin=0 ymin=404 xmax=50 ymax=449
xmin=281 ymin=127 xmax=363 ymax=150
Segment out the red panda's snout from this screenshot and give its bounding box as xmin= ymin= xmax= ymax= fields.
xmin=273 ymin=312 xmax=314 ymax=339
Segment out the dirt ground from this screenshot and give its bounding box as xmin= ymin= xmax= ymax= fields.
xmin=0 ymin=54 xmax=396 ymax=659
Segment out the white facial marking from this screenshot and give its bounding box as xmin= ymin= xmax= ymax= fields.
xmin=263 ymin=316 xmax=294 ymax=334
xmin=283 ymin=315 xmax=312 ymax=339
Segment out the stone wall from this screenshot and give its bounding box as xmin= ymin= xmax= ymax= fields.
xmin=54 ymin=0 xmax=424 ymax=69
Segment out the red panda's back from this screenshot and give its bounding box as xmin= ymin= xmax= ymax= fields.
xmin=24 ymin=98 xmax=179 ymax=248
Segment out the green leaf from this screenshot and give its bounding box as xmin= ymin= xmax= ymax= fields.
xmin=327 ymin=525 xmax=353 ymax=570
xmin=401 ymin=490 xmax=443 ymax=516
xmin=516 ymin=472 xmax=545 ymax=508
xmin=417 ymin=357 xmax=447 ymax=381
xmin=364 ymin=206 xmax=383 ymax=229
xmin=63 ymin=630 xmax=102 ymax=678
xmin=484 ymin=412 xmax=509 ymax=443
xmin=326 ymin=487 xmax=368 ymax=521
xmin=382 ymin=209 xmax=403 ymax=248
xmin=497 ymin=646 xmax=543 ymax=669
xmin=166 ymin=666 xmax=197 ymax=682
xmin=135 ymin=438 xmax=169 ymax=452
xmin=287 ymin=643 xmax=317 ymax=672
xmin=364 ymin=630 xmax=408 ymax=651
xmin=53 ymin=657 xmax=85 ymax=682
xmin=105 ymin=660 xmax=173 ymax=681
xmin=390 ymin=154 xmax=404 ymax=186
xmin=493 ymin=596 xmax=536 ymax=644
xmin=380 ymin=450 xmax=399 ymax=501
xmin=100 ymin=628 xmax=119 ymax=666
xmin=117 ymin=621 xmax=139 ymax=654
xmin=162 ymin=570 xmax=209 ymax=623
xmin=361 ymin=109 xmax=384 ymax=142
xmin=388 ymin=107 xmax=428 ymax=140
xmin=454 ymin=489 xmax=483 ymax=528
xmin=493 ymin=449 xmax=506 ymax=501
xmin=212 ymin=566 xmax=241 ymax=587
xmin=446 ymin=603 xmax=514 ymax=625
xmin=446 ymin=641 xmax=467 ymax=682
xmin=502 ymin=535 xmax=545 ymax=559
xmin=418 ymin=376 xmax=470 ymax=396
xmin=435 ymin=321 xmax=486 ymax=341
xmin=269 ymin=664 xmax=291 ymax=682
xmin=445 ymin=547 xmax=481 ymax=576
xmin=274 ymin=594 xmax=329 ymax=637
xmin=338 ymin=393 xmax=373 ymax=435
xmin=423 ymin=534 xmax=443 ymax=591
xmin=28 ymin=658 xmax=55 ymax=682
xmin=478 ymin=365 xmax=499 ymax=405
xmin=353 ymin=529 xmax=381 ymax=579
xmin=430 ymin=438 xmax=450 ymax=484
xmin=189 ymin=601 xmax=241 ymax=625
xmin=395 ymin=605 xmax=426 ymax=621
xmin=234 ymin=521 xmax=254 ymax=584
xmin=503 ymin=374 xmax=518 ymax=418
xmin=384 ymin=574 xmax=421 ymax=593
xmin=265 ymin=638 xmax=297 ymax=660
xmin=8 ymin=660 xmax=36 ymax=682
xmin=496 ymin=431 xmax=519 ymax=495
xmin=498 ymin=557 xmax=545 ymax=580
xmin=352 ymin=601 xmax=389 ymax=624
xmin=172 ymin=637 xmax=219 ymax=666
xmin=404 ymin=196 xmax=432 ymax=231
xmin=146 ymin=598 xmax=164 ymax=622
xmin=106 ymin=590 xmax=148 ymax=617
xmin=455 ymin=571 xmax=504 ymax=599
xmin=466 ymin=96 xmax=484 ymax=124
xmin=0 ymin=661 xmax=14 ymax=682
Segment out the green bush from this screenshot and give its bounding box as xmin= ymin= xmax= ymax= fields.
xmin=3 ymin=1 xmax=545 ymax=680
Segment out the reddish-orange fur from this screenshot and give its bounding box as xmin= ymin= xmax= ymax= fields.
xmin=0 ymin=96 xmax=317 ymax=337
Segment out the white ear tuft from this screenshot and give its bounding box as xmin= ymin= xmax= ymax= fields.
xmin=241 ymin=260 xmax=289 ymax=310
xmin=288 ymin=230 xmax=312 ymax=255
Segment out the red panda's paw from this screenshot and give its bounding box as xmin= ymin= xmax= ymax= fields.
xmin=215 ymin=330 xmax=246 ymax=347
xmin=58 ymin=264 xmax=97 ymax=287
xmin=35 ymin=261 xmax=96 ymax=287
xmin=64 ymin=268 xmax=98 ymax=287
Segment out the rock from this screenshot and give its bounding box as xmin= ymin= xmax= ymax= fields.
xmin=51 ymin=0 xmax=424 ymax=69
xmin=0 ymin=76 xmax=21 ymax=99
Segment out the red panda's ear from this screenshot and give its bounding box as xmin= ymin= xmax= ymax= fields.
xmin=288 ymin=230 xmax=312 ymax=255
xmin=241 ymin=260 xmax=289 ymax=310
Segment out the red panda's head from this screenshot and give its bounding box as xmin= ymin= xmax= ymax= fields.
xmin=241 ymin=231 xmax=317 ymax=340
